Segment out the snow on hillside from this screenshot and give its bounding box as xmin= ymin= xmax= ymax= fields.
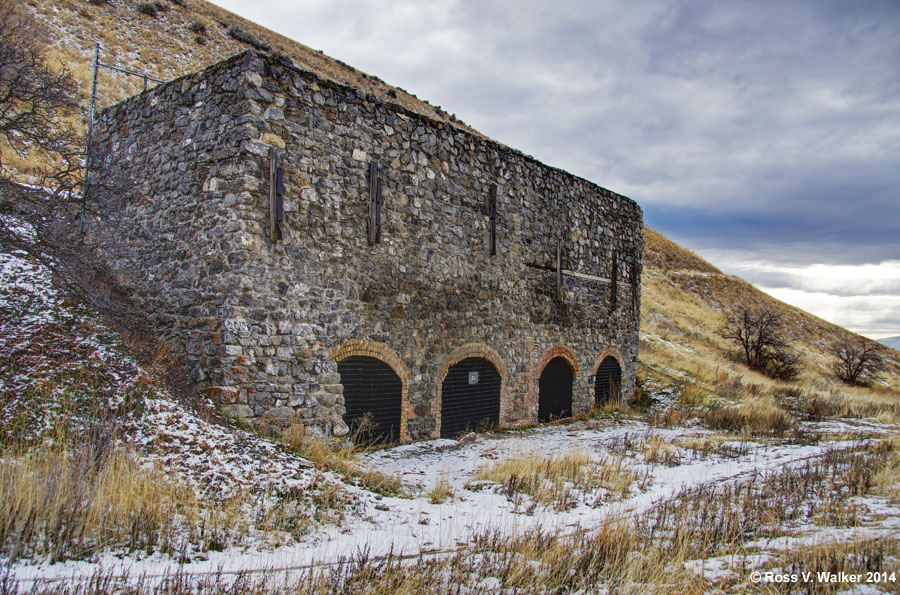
xmin=0 ymin=216 xmax=311 ymax=493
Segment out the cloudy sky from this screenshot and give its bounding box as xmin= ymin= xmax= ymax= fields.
xmin=214 ymin=0 xmax=900 ymax=339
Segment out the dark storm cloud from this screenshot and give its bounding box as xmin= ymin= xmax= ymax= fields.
xmin=215 ymin=0 xmax=900 ymax=335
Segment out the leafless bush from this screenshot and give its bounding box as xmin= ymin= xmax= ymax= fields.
xmin=0 ymin=3 xmax=81 ymax=192
xmin=720 ymin=304 xmax=802 ymax=380
xmin=831 ymin=338 xmax=887 ymax=386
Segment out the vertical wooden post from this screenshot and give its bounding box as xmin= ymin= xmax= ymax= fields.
xmin=368 ymin=161 xmax=382 ymax=244
xmin=610 ymin=251 xmax=618 ymax=311
xmin=556 ymin=237 xmax=563 ymax=303
xmin=269 ymin=147 xmax=283 ymax=241
xmin=489 ymin=183 xmax=498 ymax=255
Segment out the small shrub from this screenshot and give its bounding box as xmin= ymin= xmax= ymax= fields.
xmin=86 ymin=0 xmax=108 ymax=4
xmin=187 ymin=21 xmax=206 ymax=34
xmin=649 ymin=404 xmax=694 ymax=428
xmin=168 ymin=0 xmax=185 ymax=6
xmin=194 ymin=35 xmax=206 ymax=45
xmin=799 ymin=392 xmax=851 ymax=420
xmin=135 ymin=1 xmax=167 ymax=16
xmin=429 ymin=476 xmax=454 ymax=504
xmin=282 ymin=421 xmax=306 ymax=451
xmin=831 ymin=338 xmax=887 ymax=386
xmin=720 ymin=304 xmax=802 ymax=381
xmin=227 ymin=24 xmax=271 ymax=51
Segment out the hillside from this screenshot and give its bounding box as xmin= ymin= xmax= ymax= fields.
xmin=27 ymin=0 xmax=477 ymax=136
xmin=640 ymin=227 xmax=900 ymax=414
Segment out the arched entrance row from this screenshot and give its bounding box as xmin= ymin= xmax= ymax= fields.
xmin=330 ymin=340 xmax=625 ymax=443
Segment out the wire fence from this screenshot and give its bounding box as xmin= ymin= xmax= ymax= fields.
xmin=87 ymin=43 xmax=165 ymax=135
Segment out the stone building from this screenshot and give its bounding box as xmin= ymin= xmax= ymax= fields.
xmin=87 ymin=50 xmax=643 ymax=443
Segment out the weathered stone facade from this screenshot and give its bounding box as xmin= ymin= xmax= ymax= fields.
xmin=87 ymin=50 xmax=643 ymax=441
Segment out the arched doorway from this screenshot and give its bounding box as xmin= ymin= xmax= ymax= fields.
xmin=336 ymin=355 xmax=402 ymax=444
xmin=594 ymin=356 xmax=622 ymax=405
xmin=538 ymin=356 xmax=574 ymax=422
xmin=440 ymin=357 xmax=501 ymax=438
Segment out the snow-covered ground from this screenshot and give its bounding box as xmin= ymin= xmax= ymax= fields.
xmin=11 ymin=415 xmax=899 ymax=588
xmin=3 ymin=214 xmax=899 ymax=590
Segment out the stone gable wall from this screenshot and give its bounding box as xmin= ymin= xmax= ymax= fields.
xmin=89 ymin=51 xmax=643 ymax=440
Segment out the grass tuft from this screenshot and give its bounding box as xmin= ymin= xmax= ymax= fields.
xmin=286 ymin=432 xmax=404 ymax=497
xmin=701 ymin=396 xmax=795 ymax=435
xmin=473 ymin=449 xmax=646 ymax=510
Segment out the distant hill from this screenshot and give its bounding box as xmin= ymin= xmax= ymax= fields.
xmin=879 ymin=336 xmax=900 ymax=351
xmin=22 ymin=0 xmax=900 ymax=396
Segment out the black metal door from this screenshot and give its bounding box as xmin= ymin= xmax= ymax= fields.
xmin=337 ymin=356 xmax=402 ymax=445
xmin=594 ymin=356 xmax=622 ymax=405
xmin=440 ymin=357 xmax=501 ymax=438
xmin=538 ymin=357 xmax=573 ymax=422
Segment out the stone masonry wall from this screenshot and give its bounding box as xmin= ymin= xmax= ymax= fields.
xmin=89 ymin=51 xmax=643 ymax=441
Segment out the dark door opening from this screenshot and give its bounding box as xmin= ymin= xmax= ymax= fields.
xmin=440 ymin=357 xmax=501 ymax=438
xmin=594 ymin=356 xmax=622 ymax=405
xmin=336 ymin=355 xmax=402 ymax=445
xmin=538 ymin=357 xmax=574 ymax=422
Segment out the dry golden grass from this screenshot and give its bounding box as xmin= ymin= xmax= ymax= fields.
xmin=473 ymin=449 xmax=645 ymax=510
xmin=0 ymin=443 xmax=211 ymax=562
xmin=874 ymin=434 xmax=900 ymax=503
xmin=701 ymin=396 xmax=796 ymax=436
xmin=761 ymin=537 xmax=900 ymax=595
xmin=642 ymin=433 xmax=682 ymax=466
xmin=643 ymin=226 xmax=722 ymax=274
xmin=27 ymin=0 xmax=483 ymax=145
xmin=9 ymin=440 xmax=898 ymax=593
xmin=428 ymin=475 xmax=454 ymax=505
xmin=287 ymin=434 xmax=404 ymax=497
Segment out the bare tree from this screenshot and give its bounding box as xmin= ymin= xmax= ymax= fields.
xmin=0 ymin=0 xmax=83 ymax=241
xmin=830 ymin=338 xmax=886 ymax=386
xmin=720 ymin=304 xmax=801 ymax=381
xmin=0 ymin=3 xmax=81 ymax=191
xmin=0 ymin=2 xmax=85 ymax=275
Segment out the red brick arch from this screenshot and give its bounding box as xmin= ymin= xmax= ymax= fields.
xmin=434 ymin=343 xmax=507 ymax=438
xmin=535 ymin=345 xmax=579 ymax=379
xmin=592 ymin=346 xmax=625 ymax=376
xmin=331 ymin=339 xmax=412 ymax=442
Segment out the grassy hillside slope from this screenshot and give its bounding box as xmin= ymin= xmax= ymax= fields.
xmin=640 ymin=228 xmax=900 ymax=417
xmin=24 ymin=0 xmax=900 ymax=406
xmin=28 ymin=0 xmax=475 ymax=133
